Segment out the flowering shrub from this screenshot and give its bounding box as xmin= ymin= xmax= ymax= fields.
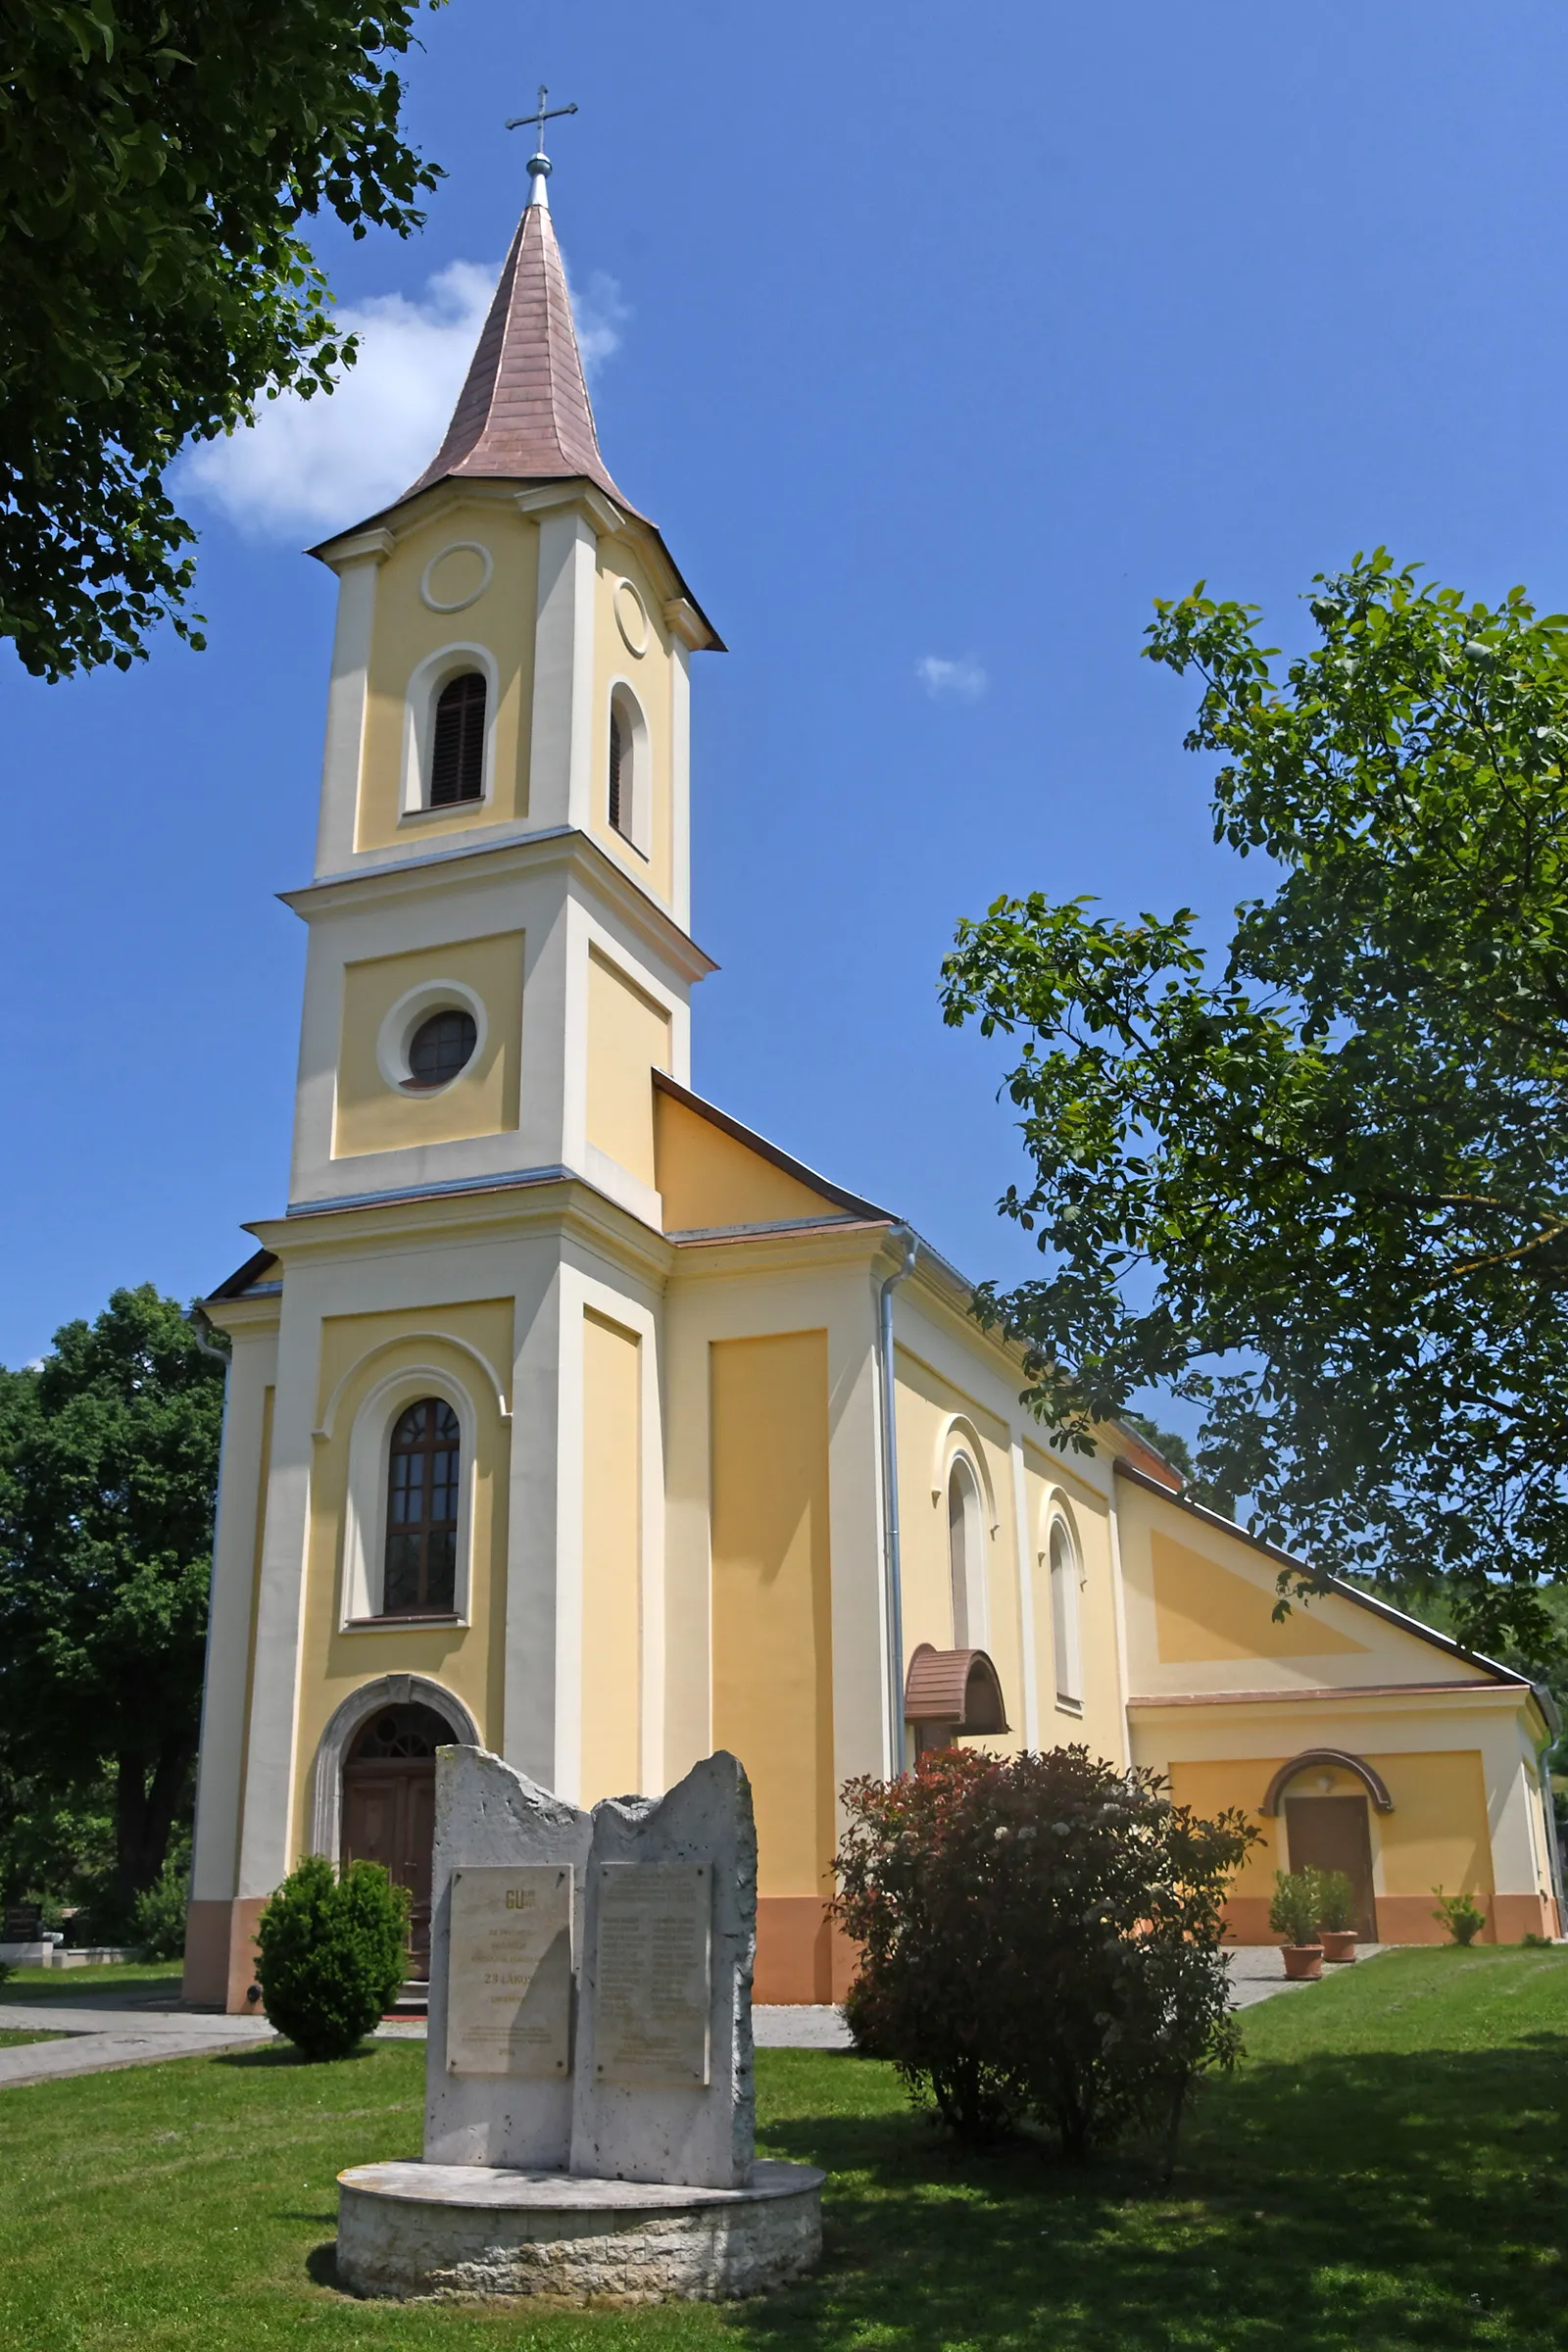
xmin=833 ymin=1745 xmax=1255 ymax=2163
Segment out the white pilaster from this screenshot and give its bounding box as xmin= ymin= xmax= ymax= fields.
xmin=1009 ymin=1434 xmax=1041 ymax=1749
xmin=314 ymin=535 xmax=392 ymax=876
xmin=235 ymin=1300 xmax=320 ymax=1895
xmin=189 ymin=1329 xmax=277 ymax=1903
xmin=668 ymin=637 xmax=692 ymax=935
xmin=526 ymin=506 xmax=599 ymax=832
xmin=503 ymin=1254 xmax=567 ymax=1788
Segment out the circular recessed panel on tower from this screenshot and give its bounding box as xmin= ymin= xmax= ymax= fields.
xmin=612 ymin=577 xmax=650 ymax=657
xmin=420 ymin=542 xmax=494 ymax=614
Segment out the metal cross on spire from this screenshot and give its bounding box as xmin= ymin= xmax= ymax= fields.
xmin=506 ymin=85 xmax=578 ymax=206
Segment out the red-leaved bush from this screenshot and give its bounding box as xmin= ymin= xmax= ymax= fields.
xmin=833 ymin=1745 xmax=1255 ymax=2164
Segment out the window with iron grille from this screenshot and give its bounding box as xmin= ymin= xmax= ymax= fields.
xmin=404 ymin=1008 xmax=477 ymax=1090
xmin=429 ymin=671 xmax=486 ymax=806
xmin=383 ymin=1398 xmax=461 ymax=1614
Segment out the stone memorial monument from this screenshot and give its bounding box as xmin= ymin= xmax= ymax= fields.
xmin=336 ymin=1747 xmax=823 ymax=2302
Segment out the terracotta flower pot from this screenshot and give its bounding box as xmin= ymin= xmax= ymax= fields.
xmin=1281 ymin=1943 xmax=1324 ymax=1981
xmin=1321 ymin=1930 xmax=1358 ymax=1964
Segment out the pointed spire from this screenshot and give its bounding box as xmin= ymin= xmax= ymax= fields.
xmin=404 ymin=171 xmax=628 ymax=509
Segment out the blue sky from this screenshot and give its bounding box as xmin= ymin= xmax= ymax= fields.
xmin=5 ymin=1 xmax=1568 ymax=1406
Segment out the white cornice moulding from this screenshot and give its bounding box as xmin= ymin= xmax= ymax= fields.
xmin=318 ymin=526 xmax=395 ymax=571
xmin=278 ymin=826 xmax=718 ymax=987
xmin=662 ymin=597 xmax=707 ymax=651
xmin=514 ymin=482 xmax=625 ymax=537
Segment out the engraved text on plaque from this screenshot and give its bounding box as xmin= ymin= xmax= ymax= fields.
xmin=593 ymin=1862 xmax=710 ymax=2087
xmin=446 ymin=1864 xmax=573 ymax=2077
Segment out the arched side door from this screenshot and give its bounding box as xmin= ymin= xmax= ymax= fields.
xmin=340 ymin=1700 xmax=455 ymax=1980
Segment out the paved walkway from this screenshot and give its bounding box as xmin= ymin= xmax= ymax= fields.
xmin=0 ymin=1945 xmax=1386 ymax=2088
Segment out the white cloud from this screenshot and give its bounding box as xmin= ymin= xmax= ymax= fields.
xmin=180 ymin=257 xmax=629 ymax=542
xmin=916 ymin=654 xmax=989 ymax=702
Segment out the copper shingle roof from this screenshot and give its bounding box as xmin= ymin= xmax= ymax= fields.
xmin=903 ymin=1644 xmax=1009 ymax=1734
xmin=405 ymin=195 xmax=631 ymax=511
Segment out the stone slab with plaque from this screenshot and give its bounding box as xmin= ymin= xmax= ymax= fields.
xmin=569 ymin=1751 xmax=758 ymax=2189
xmin=446 ymin=1865 xmax=572 ymax=2079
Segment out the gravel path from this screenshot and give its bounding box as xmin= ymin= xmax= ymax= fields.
xmin=0 ymin=1945 xmax=1389 ymax=2087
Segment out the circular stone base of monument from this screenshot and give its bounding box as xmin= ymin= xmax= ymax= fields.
xmin=335 ymin=2158 xmax=825 ymax=2303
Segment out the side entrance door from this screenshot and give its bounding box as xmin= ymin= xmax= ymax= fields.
xmin=1285 ymin=1794 xmax=1378 ymax=1940
xmin=340 ymin=1701 xmax=453 ymax=1981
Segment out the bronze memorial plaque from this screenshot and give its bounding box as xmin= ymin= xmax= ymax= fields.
xmin=593 ymin=1861 xmax=711 ymax=2087
xmin=445 ymin=1864 xmax=573 ymax=2077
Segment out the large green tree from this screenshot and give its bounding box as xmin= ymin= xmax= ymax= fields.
xmin=0 ymin=0 xmax=438 ymax=681
xmin=941 ymin=553 xmax=1568 ymax=1653
xmin=0 ymin=1287 xmax=224 ymax=1913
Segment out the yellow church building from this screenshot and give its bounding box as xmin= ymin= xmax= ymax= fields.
xmin=182 ymin=143 xmax=1562 ymax=2011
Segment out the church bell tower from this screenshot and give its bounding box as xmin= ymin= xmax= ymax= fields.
xmin=294 ymin=125 xmax=722 ymax=1230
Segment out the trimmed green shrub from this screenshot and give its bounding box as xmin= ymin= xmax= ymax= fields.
xmin=132 ymin=1857 xmax=188 ymax=1959
xmin=833 ymin=1745 xmax=1255 ymax=2164
xmin=1268 ymin=1868 xmax=1323 ymax=1947
xmin=256 ymin=1856 xmax=409 ymax=2060
xmin=1433 ymin=1886 xmax=1487 ymax=1947
xmin=1315 ymin=1870 xmax=1357 ymax=1935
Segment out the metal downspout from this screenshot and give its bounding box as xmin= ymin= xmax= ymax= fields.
xmin=879 ymin=1226 xmax=917 ymax=1777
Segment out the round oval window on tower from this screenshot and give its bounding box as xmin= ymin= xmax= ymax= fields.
xmin=404 ymin=1008 xmax=477 ymax=1091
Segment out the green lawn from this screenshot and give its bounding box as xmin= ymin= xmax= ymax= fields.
xmin=0 ymin=2027 xmax=67 ymax=2047
xmin=0 ymin=1959 xmax=183 ymax=2000
xmin=0 ymin=1947 xmax=1563 ymax=2350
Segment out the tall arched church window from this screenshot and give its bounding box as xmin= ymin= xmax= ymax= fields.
xmin=1049 ymin=1517 xmax=1083 ymax=1709
xmin=947 ymin=1457 xmax=983 ymax=1648
xmin=429 ymin=671 xmax=486 ymax=806
xmin=384 ymin=1398 xmax=461 ymax=1614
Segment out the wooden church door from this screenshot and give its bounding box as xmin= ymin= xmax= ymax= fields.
xmin=1285 ymin=1794 xmax=1378 ymax=1940
xmin=340 ymin=1701 xmax=454 ymax=1980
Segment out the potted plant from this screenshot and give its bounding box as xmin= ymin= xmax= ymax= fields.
xmin=1268 ymin=1868 xmax=1324 ymax=1979
xmin=1316 ymin=1869 xmax=1359 ymax=1962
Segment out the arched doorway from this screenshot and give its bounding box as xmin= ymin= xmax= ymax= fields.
xmin=340 ymin=1700 xmax=455 ymax=1980
xmin=1263 ymin=1751 xmax=1391 ymax=1942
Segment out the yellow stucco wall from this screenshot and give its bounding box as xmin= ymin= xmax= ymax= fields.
xmin=710 ymin=1331 xmax=834 ymax=1900
xmin=1366 ymin=1749 xmax=1494 ymax=1896
xmin=357 ymin=501 xmax=535 ymax=853
xmin=1166 ymin=1759 xmax=1283 ymax=1897
xmin=1117 ymin=1477 xmax=1497 ymax=1698
xmin=586 ymin=949 xmax=670 ymax=1186
xmin=1166 ymin=1746 xmax=1494 ymax=1906
xmin=1152 ymin=1528 xmax=1367 ymax=1663
xmin=333 ymin=930 xmax=525 ymax=1159
xmin=590 ymin=537 xmax=674 ymax=904
xmin=654 ymin=1091 xmax=836 ymax=1232
xmin=290 ymin=1298 xmax=514 ymax=1863
xmin=580 ymin=1309 xmax=642 ymax=1806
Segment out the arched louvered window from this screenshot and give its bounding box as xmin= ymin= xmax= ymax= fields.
xmin=383 ymin=1398 xmax=461 ymax=1615
xmin=429 ymin=671 xmax=486 ymax=807
xmin=608 ymin=685 xmax=646 ymax=846
xmin=609 ymin=705 xmax=627 ymax=836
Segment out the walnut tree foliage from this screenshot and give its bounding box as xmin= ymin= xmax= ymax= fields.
xmin=941 ymin=553 xmax=1568 ymax=1655
xmin=0 ymin=1287 xmax=224 ymax=1914
xmin=0 ymin=0 xmax=438 ymax=681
